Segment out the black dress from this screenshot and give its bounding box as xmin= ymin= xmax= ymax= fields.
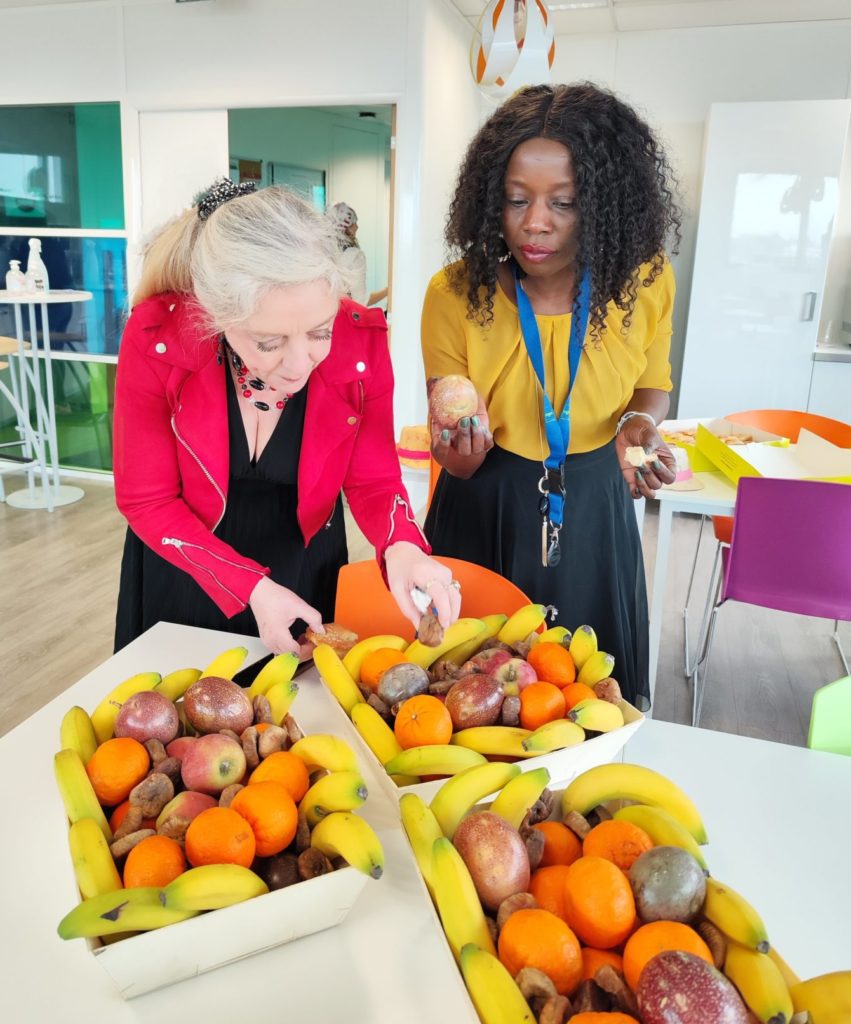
xmin=424 ymin=441 xmax=650 ymax=710
xmin=114 ymin=373 xmax=348 ymax=651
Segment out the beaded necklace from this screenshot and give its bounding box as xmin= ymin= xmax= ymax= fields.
xmin=223 ymin=339 xmax=289 ymax=412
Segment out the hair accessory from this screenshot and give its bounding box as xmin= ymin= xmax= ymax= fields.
xmin=196 ymin=177 xmax=257 ymax=221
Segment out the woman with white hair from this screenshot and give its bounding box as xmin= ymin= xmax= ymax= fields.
xmin=113 ymin=179 xmax=458 ymax=655
xmin=329 ymin=201 xmax=388 ymax=308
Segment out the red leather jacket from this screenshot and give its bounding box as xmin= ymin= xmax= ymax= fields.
xmin=113 ymin=293 xmax=428 ymax=617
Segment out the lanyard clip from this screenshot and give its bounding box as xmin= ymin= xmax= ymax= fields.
xmin=546 ymin=465 xmax=565 ymax=497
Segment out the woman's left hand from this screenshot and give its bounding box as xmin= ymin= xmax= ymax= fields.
xmin=616 ymin=417 xmax=676 ymax=499
xmin=384 ymin=542 xmax=462 ymax=633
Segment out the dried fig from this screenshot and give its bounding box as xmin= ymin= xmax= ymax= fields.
xmin=522 ymin=826 xmax=545 ymax=872
xmin=563 ymin=810 xmax=592 ymax=839
xmin=218 ymin=728 xmax=241 ymax=743
xmin=417 ymin=609 xmax=444 ymax=647
xmin=486 ymin=916 xmax=498 ymax=946
xmin=219 ymin=783 xmax=244 ymax=808
xmin=538 ymin=995 xmax=571 ymax=1024
xmin=594 ymin=964 xmax=639 ymax=1016
xmin=496 ymin=891 xmax=538 ymax=931
xmin=297 ymin=848 xmax=334 ymax=880
xmin=283 ymin=714 xmax=303 ymax=744
xmin=241 ymin=725 xmax=260 ymax=771
xmin=258 ymin=725 xmax=288 ymax=759
xmin=432 ymin=657 xmax=462 ymax=682
xmin=367 ymin=693 xmax=391 ymax=717
xmin=295 ymin=808 xmax=311 ymax=853
xmin=527 ymin=789 xmax=554 ymax=824
xmin=143 ymin=738 xmax=167 ymax=766
xmin=698 ymin=919 xmax=728 ymax=970
xmin=129 ymin=772 xmax=174 ymax=819
xmin=158 ymin=815 xmax=191 ymax=843
xmin=572 ymin=979 xmax=608 ymax=1012
xmin=428 ymin=677 xmax=457 ymax=696
xmin=593 ymin=677 xmax=622 ymax=704
xmin=153 ymin=756 xmax=182 ymax=789
xmin=113 ymin=804 xmax=144 ymax=841
xmin=500 ymin=695 xmax=521 ymax=727
xmin=514 ymin=967 xmax=557 ymax=1001
xmin=252 ymin=694 xmax=273 ymax=725
xmin=110 ymin=828 xmax=156 ymax=859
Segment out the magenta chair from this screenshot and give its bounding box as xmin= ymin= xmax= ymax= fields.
xmin=688 ymin=477 xmax=851 ymax=727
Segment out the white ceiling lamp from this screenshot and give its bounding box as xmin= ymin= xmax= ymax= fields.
xmin=470 ymin=0 xmax=556 ymax=104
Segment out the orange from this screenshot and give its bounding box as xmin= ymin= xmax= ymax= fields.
xmin=527 ymin=643 xmax=576 ymax=687
xmin=519 ymin=682 xmax=566 ymax=731
xmin=622 ymin=921 xmax=713 ymax=991
xmin=109 ymin=799 xmax=156 ymax=832
xmin=561 ymin=682 xmax=597 ymax=711
xmin=569 ymin=1015 xmax=639 ymax=1024
xmin=498 ymin=908 xmax=582 ymax=996
xmin=185 ymin=806 xmax=256 ymax=868
xmin=563 ymin=856 xmax=636 ymax=949
xmin=583 ymin=819 xmax=654 ymax=872
xmin=86 ymin=737 xmax=150 ymax=806
xmin=529 ymin=865 xmax=571 ymax=922
xmin=123 ymin=835 xmax=186 ymax=888
xmin=394 ymin=694 xmax=453 ymax=749
xmin=249 ymin=750 xmax=310 ymax=802
xmin=230 ymin=780 xmax=298 ymax=856
xmin=580 ymin=947 xmax=624 ymax=981
xmin=360 ymin=648 xmax=409 ymax=691
xmin=534 ymin=821 xmax=582 ymax=868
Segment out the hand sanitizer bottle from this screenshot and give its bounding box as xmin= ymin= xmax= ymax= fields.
xmin=25 ymin=238 xmax=49 ymax=293
xmin=5 ymin=259 xmax=26 ymax=293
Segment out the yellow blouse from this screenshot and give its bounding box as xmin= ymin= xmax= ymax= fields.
xmin=421 ymin=261 xmax=675 ymax=460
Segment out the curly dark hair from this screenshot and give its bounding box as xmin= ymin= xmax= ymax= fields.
xmin=445 ymin=82 xmax=682 ymax=338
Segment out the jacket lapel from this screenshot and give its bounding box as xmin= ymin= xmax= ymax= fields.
xmin=172 ymin=347 xmax=230 ymax=502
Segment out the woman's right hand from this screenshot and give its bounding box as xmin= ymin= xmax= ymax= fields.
xmin=428 ymin=378 xmax=494 ymax=478
xmin=248 ymin=577 xmax=323 ymax=656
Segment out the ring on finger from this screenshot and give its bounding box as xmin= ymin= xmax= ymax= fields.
xmin=447 ymin=579 xmax=461 ymax=591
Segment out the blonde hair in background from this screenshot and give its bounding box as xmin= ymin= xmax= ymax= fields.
xmin=133 ymin=186 xmax=353 ymax=330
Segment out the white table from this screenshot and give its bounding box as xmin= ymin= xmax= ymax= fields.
xmin=647 ymin=471 xmax=737 ymax=707
xmin=2 ymin=621 xmax=848 ymax=1018
xmin=0 ymin=289 xmax=92 ymax=510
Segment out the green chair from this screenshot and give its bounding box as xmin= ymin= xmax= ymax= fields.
xmin=808 ymin=676 xmax=851 ymax=756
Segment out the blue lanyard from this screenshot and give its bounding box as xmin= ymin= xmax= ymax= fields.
xmin=514 ymin=263 xmax=591 ymax=563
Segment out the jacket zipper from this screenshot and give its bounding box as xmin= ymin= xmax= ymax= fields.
xmin=171 ymin=412 xmax=227 ymax=530
xmin=385 ymin=493 xmax=428 ymax=549
xmin=161 ymin=537 xmax=265 ymax=605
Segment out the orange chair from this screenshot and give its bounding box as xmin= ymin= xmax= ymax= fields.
xmin=334 ymin=556 xmax=531 ymax=639
xmin=427 ymin=455 xmax=441 ymax=513
xmin=683 ymin=409 xmax=851 ymax=675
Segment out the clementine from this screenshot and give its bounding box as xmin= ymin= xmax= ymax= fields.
xmin=498 ymin=908 xmax=582 ymax=996
xmin=580 ymin=947 xmax=624 ymax=982
xmin=394 ymin=694 xmax=453 ymax=748
xmin=86 ymin=737 xmax=150 ymax=806
xmin=534 ymin=821 xmax=582 ymax=868
xmin=582 ymin=819 xmax=654 ymax=872
xmin=622 ymin=921 xmax=713 ymax=991
xmin=230 ymin=780 xmax=298 ymax=856
xmin=529 ymin=865 xmax=571 ymax=922
xmin=563 ymin=856 xmax=636 ymax=949
xmin=527 ymin=643 xmax=576 ymax=687
xmin=519 ymin=682 xmax=566 ymax=731
xmin=360 ymin=648 xmax=409 ymax=691
xmin=123 ymin=834 xmax=186 ymax=888
xmin=185 ymin=806 xmax=256 ymax=868
xmin=560 ymin=682 xmax=597 ymax=711
xmin=249 ymin=750 xmax=310 ymax=802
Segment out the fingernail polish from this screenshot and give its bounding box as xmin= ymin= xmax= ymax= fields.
xmin=652 ymin=459 xmax=664 ymax=472
xmin=459 ymin=417 xmax=470 ymax=428
xmin=441 ymin=429 xmax=450 ymax=442
xmin=471 ymin=415 xmax=480 ymax=427
xmin=635 ymin=467 xmax=644 ymax=480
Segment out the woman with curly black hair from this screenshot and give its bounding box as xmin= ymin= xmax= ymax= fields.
xmin=422 ymin=83 xmax=682 ymax=709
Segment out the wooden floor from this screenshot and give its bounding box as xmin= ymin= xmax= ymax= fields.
xmin=1 ymin=482 xmax=847 ymax=743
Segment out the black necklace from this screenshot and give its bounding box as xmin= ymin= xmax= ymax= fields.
xmin=222 ymin=339 xmax=288 ymax=412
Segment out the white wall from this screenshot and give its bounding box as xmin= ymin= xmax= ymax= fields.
xmin=551 ymin=19 xmax=851 ymax=409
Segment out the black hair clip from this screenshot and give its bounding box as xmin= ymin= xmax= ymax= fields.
xmin=196 ymin=177 xmax=257 ymax=221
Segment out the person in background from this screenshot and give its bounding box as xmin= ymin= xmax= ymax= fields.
xmin=421 ymin=83 xmax=680 ymax=710
xmin=114 ymin=179 xmax=459 ymax=656
xmin=329 ymin=201 xmax=388 ymax=308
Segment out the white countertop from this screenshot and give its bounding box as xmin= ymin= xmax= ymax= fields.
xmin=1 ymin=622 xmax=848 ymax=1019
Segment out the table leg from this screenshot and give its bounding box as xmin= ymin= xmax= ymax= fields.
xmin=647 ymin=503 xmax=673 ymax=714
xmin=12 ymin=304 xmax=35 ymax=496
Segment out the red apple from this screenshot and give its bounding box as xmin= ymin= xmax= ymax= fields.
xmin=166 ymin=736 xmax=197 ymax=762
xmin=114 ymin=690 xmax=179 ymax=745
xmin=429 ymin=375 xmax=478 ymax=427
xmin=155 ymin=790 xmax=217 ymax=830
xmin=461 ymin=649 xmax=513 ymax=676
xmin=493 ymin=658 xmax=538 ymax=695
xmin=180 ymin=734 xmax=246 ymax=794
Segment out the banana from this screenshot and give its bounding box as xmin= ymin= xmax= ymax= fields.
xmin=155 ymin=667 xmax=202 ymax=702
xmin=199 ymin=645 xmax=249 ymax=680
xmin=460 ymin=943 xmax=536 ymax=1024
xmin=451 ymin=726 xmax=534 ymax=758
xmin=342 ymin=634 xmax=409 ymax=681
xmin=522 ymin=718 xmax=585 ymax=754
xmin=175 ymin=700 xmax=197 ymax=737
xmin=724 ymin=943 xmax=793 ymax=1024
xmin=767 ymin=947 xmax=801 ymax=990
xmin=577 ymin=650 xmax=616 ymax=686
xmin=349 ymin=703 xmax=418 ymax=786
xmin=54 ymin=749 xmax=113 ymax=842
xmin=405 ymin=618 xmax=487 ymax=669
xmin=161 ymin=864 xmax=268 ymax=911
xmin=568 ymin=625 xmax=598 ymax=670
xmin=497 ymin=604 xmax=548 ymax=647
xmin=562 ymin=763 xmax=707 ymax=844
xmin=265 ymin=677 xmax=299 ymax=725
xmin=432 ymin=837 xmax=496 ymax=960
xmin=90 ymin=671 xmax=161 ymax=744
xmin=531 ymin=625 xmax=572 ymax=648
xmin=384 ymin=744 xmax=487 ymax=777
xmin=429 ymin=762 xmax=520 ymax=838
xmin=488 ymin=766 xmax=551 ymax=829
xmin=313 ymin=643 xmax=365 ymax=714
xmin=300 ymin=770 xmax=368 ymax=827
xmin=310 ymin=811 xmax=384 ymax=879
xmin=791 ymin=971 xmax=851 ymax=1022
xmin=246 ymin=652 xmax=298 ymax=700
xmin=289 ymin=733 xmax=360 ymax=774
xmin=57 ymin=887 xmax=198 ymax=940
xmin=68 ymin=818 xmax=122 ymax=899
xmin=399 ymin=793 xmax=444 ymax=896
xmin=613 ymin=804 xmax=709 ymax=874
xmin=444 ymin=614 xmax=508 ymax=666
xmin=568 ymin=698 xmax=624 ymax=732
xmin=59 ymin=706 xmax=98 ymax=765
xmin=703 ymin=877 xmax=769 ymax=952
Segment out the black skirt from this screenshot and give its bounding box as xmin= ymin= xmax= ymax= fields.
xmin=114 ymin=375 xmax=348 ymax=652
xmin=424 ymin=441 xmax=649 ymax=710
